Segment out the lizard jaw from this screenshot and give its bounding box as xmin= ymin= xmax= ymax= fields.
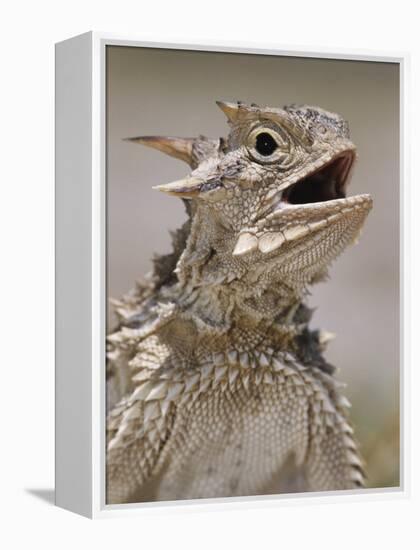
xmin=232 ymin=148 xmax=372 ymax=258
xmin=257 ymin=148 xmax=373 ymax=253
xmin=232 ymin=193 xmax=372 ymax=257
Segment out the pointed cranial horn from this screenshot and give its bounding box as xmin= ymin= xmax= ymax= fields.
xmin=215 ymin=100 xmax=243 ymax=123
xmin=152 ymin=176 xmax=203 ymax=198
xmin=124 ymin=136 xmax=195 ymax=166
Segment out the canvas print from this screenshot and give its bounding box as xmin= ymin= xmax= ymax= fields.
xmin=105 ymin=47 xmax=399 ymax=504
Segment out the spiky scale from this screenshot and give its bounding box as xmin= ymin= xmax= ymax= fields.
xmin=228 ymin=367 xmax=240 ymax=385
xmin=239 ymin=352 xmax=250 ymax=368
xmin=131 ymin=381 xmax=153 ymax=401
xmin=228 ymin=350 xmax=238 ymax=365
xmin=166 ymin=382 xmax=184 ymax=401
xmin=214 ymin=365 xmax=228 ymax=383
xmin=184 ymin=373 xmax=200 ymax=392
xmin=259 ymin=353 xmax=270 ymax=367
xmin=145 ymin=381 xmax=168 ymax=401
xmin=143 ymin=401 xmax=160 ymax=422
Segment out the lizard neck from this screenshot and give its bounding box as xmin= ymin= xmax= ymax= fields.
xmin=171 ymin=279 xmax=303 ymax=332
xmin=171 ymin=209 xmax=308 ymax=332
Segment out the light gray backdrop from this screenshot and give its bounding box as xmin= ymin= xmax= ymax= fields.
xmin=107 ymin=46 xmax=399 ymax=488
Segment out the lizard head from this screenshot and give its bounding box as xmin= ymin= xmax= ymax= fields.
xmin=127 ymin=101 xmax=372 ymax=306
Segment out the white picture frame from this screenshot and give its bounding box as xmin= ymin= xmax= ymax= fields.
xmin=55 ymin=31 xmax=409 ymax=518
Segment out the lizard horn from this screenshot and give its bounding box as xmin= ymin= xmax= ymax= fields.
xmin=124 ymin=136 xmax=195 ymax=166
xmin=152 ymin=176 xmax=203 ymax=198
xmin=216 ymin=100 xmax=242 ymax=123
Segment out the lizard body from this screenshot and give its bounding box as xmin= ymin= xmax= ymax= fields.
xmin=106 ymin=101 xmax=372 ymax=504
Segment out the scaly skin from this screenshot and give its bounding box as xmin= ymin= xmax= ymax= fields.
xmin=106 ymin=101 xmax=372 ymax=504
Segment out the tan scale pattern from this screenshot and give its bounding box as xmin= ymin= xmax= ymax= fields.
xmin=107 ymin=349 xmax=364 ymax=503
xmin=107 ymin=101 xmax=371 ymax=503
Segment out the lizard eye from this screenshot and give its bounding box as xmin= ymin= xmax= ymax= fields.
xmin=255 ymin=132 xmax=278 ymax=156
xmin=247 ymin=126 xmax=292 ymax=165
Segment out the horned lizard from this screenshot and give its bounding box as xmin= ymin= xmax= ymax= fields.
xmin=106 ymin=100 xmax=372 ymax=504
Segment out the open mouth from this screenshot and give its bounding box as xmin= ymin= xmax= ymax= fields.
xmin=281 ymin=151 xmax=355 ymax=205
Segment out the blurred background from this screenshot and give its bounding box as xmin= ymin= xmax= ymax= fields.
xmin=107 ymin=46 xmax=400 ymax=489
